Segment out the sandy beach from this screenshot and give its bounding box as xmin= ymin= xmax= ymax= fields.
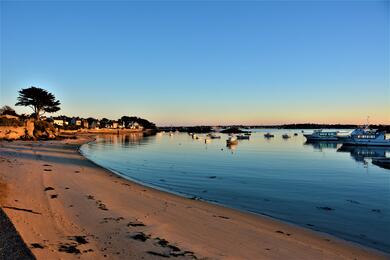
xmin=0 ymin=136 xmax=388 ymax=260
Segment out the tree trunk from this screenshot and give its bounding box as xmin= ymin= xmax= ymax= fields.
xmin=35 ymin=108 xmax=40 ymax=121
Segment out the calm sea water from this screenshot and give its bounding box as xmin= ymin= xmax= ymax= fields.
xmin=80 ymin=130 xmax=390 ymax=252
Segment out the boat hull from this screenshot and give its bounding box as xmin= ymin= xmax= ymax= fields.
xmin=305 ymin=136 xmax=339 ymax=141
xmin=343 ymin=141 xmax=390 ymax=147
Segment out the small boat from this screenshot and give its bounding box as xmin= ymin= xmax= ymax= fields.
xmin=264 ymin=133 xmax=274 ymax=138
xmin=282 ymin=134 xmax=290 ymax=139
xmin=169 ymin=131 xmax=174 ymax=136
xmin=294 ymin=133 xmax=298 ymax=136
xmin=244 ymin=132 xmax=251 ymax=136
xmin=226 ymin=136 xmax=238 ymax=145
xmin=237 ymin=135 xmax=250 ymax=140
xmin=343 ymin=128 xmax=390 ymax=147
xmin=204 ymin=138 xmax=211 ymax=144
xmin=207 ymin=133 xmax=221 ymax=139
xmin=192 ymin=134 xmax=197 ymax=139
xmin=372 ymin=158 xmax=390 ymax=170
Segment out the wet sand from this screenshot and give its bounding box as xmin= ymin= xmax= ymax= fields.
xmin=0 ymin=137 xmax=388 ymax=259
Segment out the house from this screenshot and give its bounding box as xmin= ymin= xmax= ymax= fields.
xmin=82 ymin=120 xmax=89 ymax=129
xmin=53 ymin=119 xmax=65 ymax=126
xmin=129 ymin=122 xmax=143 ymax=130
xmin=71 ymin=117 xmax=82 ymax=126
xmin=89 ymin=120 xmax=98 ymax=129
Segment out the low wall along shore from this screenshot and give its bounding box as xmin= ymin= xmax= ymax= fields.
xmin=0 ymin=119 xmax=150 ymax=140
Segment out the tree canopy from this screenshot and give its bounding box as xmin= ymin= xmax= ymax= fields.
xmin=120 ymin=116 xmax=156 ymax=129
xmin=15 ymin=86 xmax=60 ymax=120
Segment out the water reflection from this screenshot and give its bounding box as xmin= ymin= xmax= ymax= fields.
xmin=81 ymin=131 xmax=390 ymax=252
xmin=304 ymin=141 xmax=343 ymax=151
xmin=337 ymin=145 xmax=390 ymax=165
xmin=96 ymin=133 xmax=151 ymax=148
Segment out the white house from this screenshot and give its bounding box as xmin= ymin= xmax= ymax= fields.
xmin=53 ymin=119 xmax=64 ymax=126
xmin=129 ymin=122 xmax=143 ymax=130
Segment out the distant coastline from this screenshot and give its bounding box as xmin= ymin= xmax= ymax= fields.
xmin=158 ymin=123 xmax=390 ymax=133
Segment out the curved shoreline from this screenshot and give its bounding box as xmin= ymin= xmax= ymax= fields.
xmin=0 ymin=136 xmax=388 ymax=259
xmin=80 ymin=137 xmax=390 ymax=256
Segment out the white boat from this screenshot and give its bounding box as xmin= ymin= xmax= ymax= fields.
xmin=226 ymin=136 xmax=238 ymax=145
xmin=303 ymin=130 xmax=339 ymax=141
xmin=343 ymin=128 xmax=390 ymax=147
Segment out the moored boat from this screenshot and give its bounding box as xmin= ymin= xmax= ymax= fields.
xmin=303 ymin=130 xmax=339 ymax=141
xmin=282 ymin=134 xmax=290 ymax=139
xmin=343 ymin=128 xmax=390 ymax=147
xmin=264 ymin=133 xmax=274 ymax=138
xmin=237 ymin=135 xmax=250 ymax=140
xmin=226 ymin=136 xmax=238 ymax=145
xmin=372 ymin=158 xmax=390 ymax=170
xmin=207 ymin=133 xmax=221 ymax=139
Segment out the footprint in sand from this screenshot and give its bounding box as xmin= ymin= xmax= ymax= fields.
xmin=153 ymin=237 xmax=196 ymax=258
xmin=127 ymin=220 xmax=145 ymax=227
xmin=275 ymin=230 xmax=291 ymax=236
xmin=31 ymin=243 xmax=45 ymax=249
xmin=129 ymin=232 xmax=150 ymax=242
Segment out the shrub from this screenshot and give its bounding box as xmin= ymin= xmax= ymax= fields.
xmin=0 ymin=118 xmax=24 ymax=127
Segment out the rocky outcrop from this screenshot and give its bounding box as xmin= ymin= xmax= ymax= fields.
xmin=0 ymin=126 xmax=27 ymax=140
xmin=33 ymin=120 xmax=57 ymax=140
xmin=0 ymin=119 xmax=57 ymax=140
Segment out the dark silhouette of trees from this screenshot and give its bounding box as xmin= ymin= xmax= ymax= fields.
xmin=15 ymin=86 xmax=60 ymax=120
xmin=0 ymin=105 xmax=18 ymax=116
xmin=120 ymin=116 xmax=156 ymax=129
xmin=99 ymin=118 xmax=110 ymax=128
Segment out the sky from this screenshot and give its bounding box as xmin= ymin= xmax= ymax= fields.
xmin=1 ymin=0 xmax=389 ymax=126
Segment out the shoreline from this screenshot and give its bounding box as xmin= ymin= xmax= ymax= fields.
xmin=79 ymin=137 xmax=390 ymax=255
xmin=0 ymin=135 xmax=388 ymax=259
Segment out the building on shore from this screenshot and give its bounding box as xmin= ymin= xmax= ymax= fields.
xmin=82 ymin=119 xmax=89 ymax=129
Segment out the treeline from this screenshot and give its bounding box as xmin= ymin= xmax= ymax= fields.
xmin=159 ymin=126 xmax=212 ymax=133
xmin=278 ymin=124 xmax=358 ymax=129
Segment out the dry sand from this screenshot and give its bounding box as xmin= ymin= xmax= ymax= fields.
xmin=0 ymin=136 xmax=388 ymax=260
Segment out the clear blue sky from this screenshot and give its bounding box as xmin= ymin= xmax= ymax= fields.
xmin=1 ymin=0 xmax=389 ymax=126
